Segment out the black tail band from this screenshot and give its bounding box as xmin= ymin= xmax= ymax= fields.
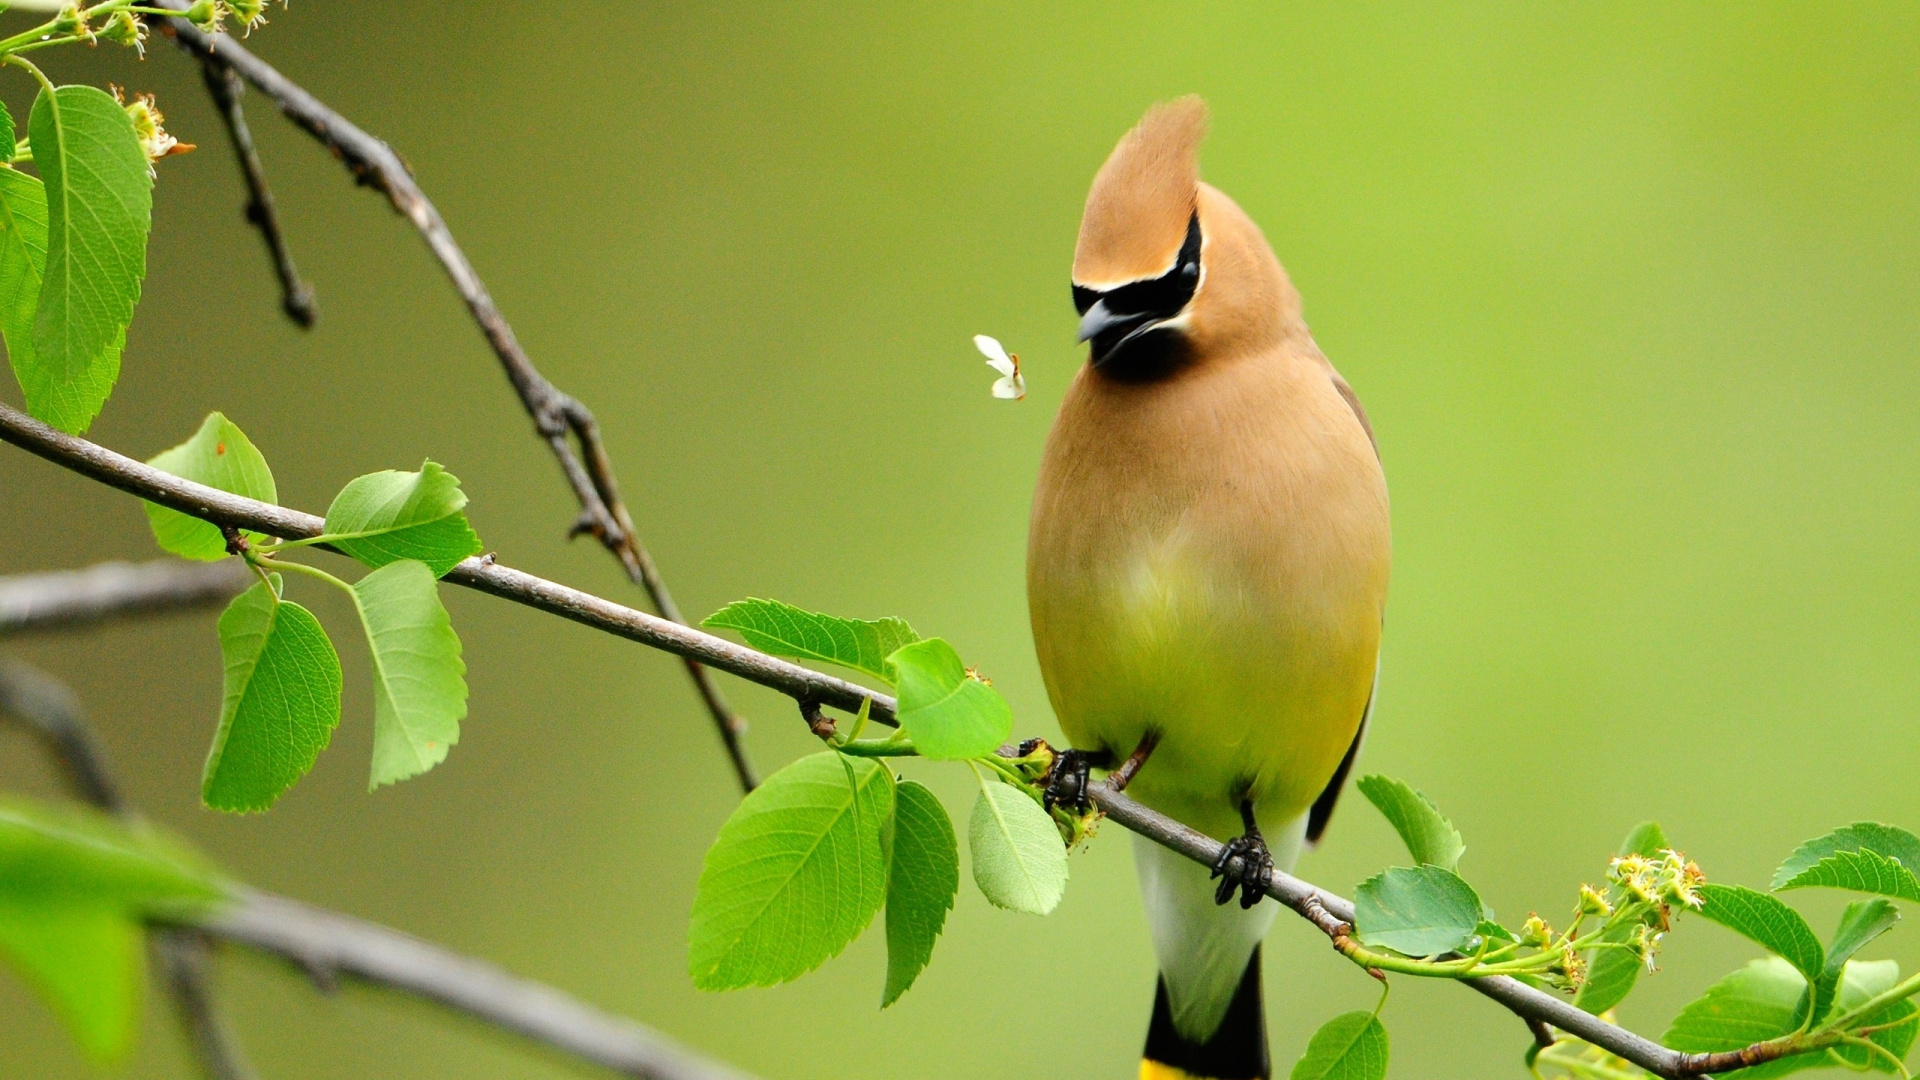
xmin=1142 ymin=944 xmax=1268 ymax=1080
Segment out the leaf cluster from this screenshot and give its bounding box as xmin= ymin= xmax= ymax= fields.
xmin=692 ymin=597 xmax=1060 ymax=1005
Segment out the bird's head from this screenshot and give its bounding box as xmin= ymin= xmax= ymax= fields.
xmin=1072 ymin=96 xmax=1302 ymax=379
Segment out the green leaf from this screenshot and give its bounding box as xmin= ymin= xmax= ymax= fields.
xmin=26 ymin=84 xmax=150 ymax=434
xmin=967 ymin=780 xmax=1067 ymax=915
xmin=1774 ymin=823 xmax=1920 ymax=902
xmin=1289 ymin=1011 xmax=1389 ymax=1080
xmin=0 ymin=799 xmax=221 ymax=1062
xmin=0 ymin=164 xmax=45 ymax=415
xmin=324 ymin=462 xmax=482 ymax=578
xmin=1353 ymin=864 xmax=1485 ymax=957
xmin=1812 ymin=898 xmax=1900 ymax=1023
xmin=202 ymin=577 xmax=343 ymax=812
xmin=1664 ymin=958 xmax=1820 ymax=1079
xmin=1693 ymin=884 xmax=1825 ymax=985
xmin=689 ymin=752 xmax=893 ymax=990
xmin=888 ymin=638 xmax=1012 ymax=760
xmin=1664 ymin=958 xmax=1913 ymax=1078
xmin=1830 ymin=959 xmax=1918 ymax=1073
xmin=1355 ymin=774 xmax=1464 ymax=871
xmin=143 ymin=412 xmax=278 ymax=561
xmin=701 ymin=598 xmax=919 ymax=683
xmin=1574 ymin=820 xmax=1672 ymax=1015
xmin=0 ymin=101 xmax=15 ymax=164
xmin=353 ymin=560 xmax=466 ymax=790
xmin=883 ymin=780 xmax=957 ymax=1007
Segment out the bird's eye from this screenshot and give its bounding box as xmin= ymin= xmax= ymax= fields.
xmin=1180 ymin=261 xmax=1198 ymax=279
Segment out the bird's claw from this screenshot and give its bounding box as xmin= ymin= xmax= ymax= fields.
xmin=1210 ymin=830 xmax=1274 ymax=909
xmin=1043 ymin=748 xmax=1096 ymax=813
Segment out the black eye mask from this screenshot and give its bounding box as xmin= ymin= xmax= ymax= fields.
xmin=1073 ymin=211 xmax=1202 ymax=319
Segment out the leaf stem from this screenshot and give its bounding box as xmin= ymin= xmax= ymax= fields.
xmin=3 ymin=53 xmax=53 ymax=98
xmin=835 ymin=738 xmax=918 ymax=758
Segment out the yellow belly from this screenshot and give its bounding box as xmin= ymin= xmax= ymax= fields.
xmin=1027 ymin=350 xmax=1389 ymax=841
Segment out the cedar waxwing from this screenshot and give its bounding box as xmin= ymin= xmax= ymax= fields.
xmin=1026 ymin=97 xmax=1390 ymax=1080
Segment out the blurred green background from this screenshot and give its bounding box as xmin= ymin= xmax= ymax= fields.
xmin=4 ymin=2 xmax=1920 ymax=1076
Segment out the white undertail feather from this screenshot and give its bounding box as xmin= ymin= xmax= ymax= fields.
xmin=1133 ymin=811 xmax=1305 ymax=1042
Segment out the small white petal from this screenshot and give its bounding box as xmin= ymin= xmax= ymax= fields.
xmin=984 ymin=356 xmax=1016 ymax=378
xmin=974 ymin=334 xmax=1012 ymax=367
xmin=992 ymin=374 xmax=1026 ymax=400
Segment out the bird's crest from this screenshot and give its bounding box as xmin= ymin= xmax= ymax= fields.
xmin=1073 ymin=96 xmax=1209 ymax=288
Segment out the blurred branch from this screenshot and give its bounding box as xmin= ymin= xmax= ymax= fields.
xmin=0 ymin=401 xmax=1734 ymax=1078
xmin=164 ymin=889 xmax=758 ymax=1080
xmin=0 ymin=559 xmax=251 ymax=638
xmin=152 ymin=4 xmax=757 ymax=792
xmin=0 ymin=659 xmax=257 ymax=1080
xmin=198 ymin=56 xmax=315 ymax=327
xmin=0 ymin=656 xmax=754 ymax=1080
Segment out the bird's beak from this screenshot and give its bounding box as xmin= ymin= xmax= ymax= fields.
xmin=1078 ymin=299 xmax=1151 ymax=344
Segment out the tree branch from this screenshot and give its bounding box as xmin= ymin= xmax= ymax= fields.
xmin=0 ymin=559 xmax=251 ymax=638
xmin=2 ymin=402 xmax=1739 ymax=1078
xmin=198 ymin=55 xmax=315 ymax=327
xmin=0 ymin=648 xmax=755 ymax=1080
xmin=0 ymin=401 xmax=893 ymax=725
xmin=151 ymin=5 xmax=757 ymax=792
xmin=0 ymin=659 xmax=257 ymax=1080
xmin=159 ymin=889 xmax=758 ymax=1080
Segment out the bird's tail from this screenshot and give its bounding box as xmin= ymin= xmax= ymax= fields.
xmin=1141 ymin=945 xmax=1269 ymax=1080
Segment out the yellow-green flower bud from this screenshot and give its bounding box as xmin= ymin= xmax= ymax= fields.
xmin=1578 ymin=883 xmax=1613 ymax=919
xmin=100 ymin=11 xmax=145 ymax=51
xmin=184 ymin=0 xmax=221 ymax=28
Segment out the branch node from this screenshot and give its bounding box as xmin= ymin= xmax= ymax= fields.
xmin=220 ymin=525 xmax=249 ymax=557
xmin=799 ymin=699 xmax=836 ymax=741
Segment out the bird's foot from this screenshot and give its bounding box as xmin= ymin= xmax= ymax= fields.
xmin=1211 ymin=828 xmax=1274 ymax=909
xmin=1042 ymin=747 xmax=1101 ymax=813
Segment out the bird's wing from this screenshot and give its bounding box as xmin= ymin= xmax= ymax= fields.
xmin=1305 ymin=654 xmax=1377 ymax=846
xmin=1330 ymin=372 xmax=1378 ymax=458
xmin=1302 ymin=369 xmax=1382 ymax=847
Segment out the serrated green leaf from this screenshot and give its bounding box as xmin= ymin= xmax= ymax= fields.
xmin=0 ymin=101 xmax=15 ymax=164
xmin=702 ymin=598 xmax=919 ymax=683
xmin=1355 ymin=774 xmax=1464 ymax=871
xmin=889 ymin=638 xmax=1012 ymax=760
xmin=1830 ymin=959 xmax=1917 ymax=1073
xmin=1664 ymin=958 xmax=1821 ymax=1079
xmin=1774 ymin=823 xmax=1920 ymax=902
xmin=352 ymin=560 xmax=466 ymax=790
xmin=26 ymin=84 xmax=150 ymax=434
xmin=143 ymin=413 xmax=277 ymax=561
xmin=0 ymin=799 xmax=221 ymax=1063
xmin=883 ymin=780 xmax=957 ymax=1007
xmin=1664 ymin=958 xmax=1912 ymax=1078
xmin=0 ymin=165 xmax=45 ymax=413
xmin=689 ymin=752 xmax=893 ymax=990
xmin=324 ymin=462 xmax=482 ymax=578
xmin=1811 ymin=898 xmax=1900 ymax=1024
xmin=1353 ymin=864 xmax=1484 ymax=957
xmin=1289 ymin=1011 xmax=1389 ymax=1080
xmin=1694 ymin=884 xmax=1825 ymax=985
xmin=968 ymin=780 xmax=1066 ymax=915
xmin=202 ymin=577 xmax=342 ymax=812
xmin=1574 ymin=821 xmax=1672 ymax=1015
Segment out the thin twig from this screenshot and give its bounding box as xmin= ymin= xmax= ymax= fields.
xmin=0 ymin=660 xmax=257 ymax=1080
xmin=0 ymin=559 xmax=251 ymax=637
xmin=0 ymin=403 xmax=1779 ymax=1079
xmin=151 ymin=5 xmax=757 ymax=791
xmin=161 ymin=888 xmax=758 ymax=1080
xmin=198 ymin=55 xmax=314 ymax=326
xmin=152 ymin=931 xmax=256 ymax=1080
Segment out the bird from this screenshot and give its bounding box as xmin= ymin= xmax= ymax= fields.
xmin=1025 ymin=96 xmax=1390 ymax=1080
